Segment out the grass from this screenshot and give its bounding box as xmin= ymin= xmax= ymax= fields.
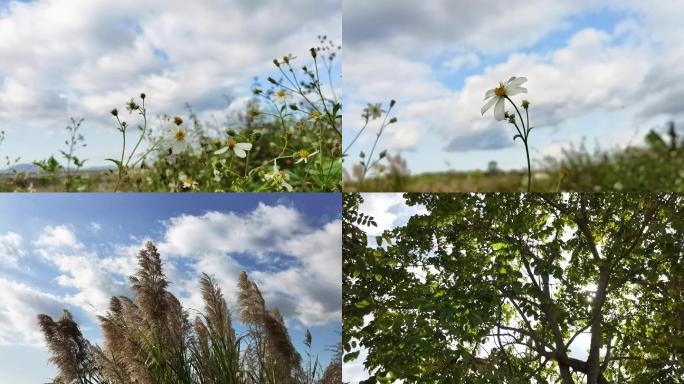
xmin=344 ymin=127 xmax=684 ymax=192
xmin=37 ymin=241 xmax=341 ymax=384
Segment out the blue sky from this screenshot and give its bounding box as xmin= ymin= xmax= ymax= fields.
xmin=342 ymin=0 xmax=684 ymax=174
xmin=0 ymin=0 xmax=340 ymax=167
xmin=0 ymin=193 xmax=342 ymax=383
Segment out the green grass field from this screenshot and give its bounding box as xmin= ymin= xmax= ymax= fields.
xmin=345 ymin=128 xmax=684 ymax=192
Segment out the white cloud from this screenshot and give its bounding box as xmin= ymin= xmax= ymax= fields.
xmin=0 ymin=277 xmax=66 ymax=346
xmin=343 ymin=0 xmax=684 ymax=172
xmin=158 ymin=205 xmax=342 ymax=327
xmin=33 ymin=225 xmax=83 ymax=252
xmin=0 ymin=232 xmax=26 ymax=268
xmin=89 ymin=222 xmax=102 ymax=233
xmin=443 ymin=52 xmax=480 ymax=72
xmin=33 ymin=226 xmax=130 ymax=317
xmin=358 ymin=193 xmax=426 ymax=236
xmin=0 ymin=0 xmax=341 ymax=162
xmin=159 ymin=203 xmax=305 ymax=258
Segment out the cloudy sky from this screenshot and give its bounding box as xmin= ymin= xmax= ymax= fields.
xmin=0 ymin=193 xmax=341 ymax=383
xmin=0 ymin=0 xmax=340 ymax=166
xmin=342 ymin=0 xmax=684 ymax=173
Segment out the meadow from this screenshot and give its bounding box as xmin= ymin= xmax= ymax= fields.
xmin=0 ymin=37 xmax=341 ymax=192
xmin=344 ymin=127 xmax=684 ymax=192
xmin=38 ymin=241 xmax=341 ymax=384
xmin=344 ymin=78 xmax=684 ymax=193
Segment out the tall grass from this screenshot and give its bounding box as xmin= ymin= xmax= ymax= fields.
xmin=37 ymin=242 xmax=340 ymax=384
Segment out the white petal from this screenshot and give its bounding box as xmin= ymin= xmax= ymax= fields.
xmin=506 ymin=86 xmax=528 ymax=96
xmin=484 ymin=89 xmax=496 ymax=100
xmin=494 ymin=98 xmax=506 ymax=121
xmin=481 ymin=96 xmax=498 ymax=115
xmin=295 ymin=158 xmax=304 ymax=164
xmin=282 ymin=181 xmax=293 ymax=192
xmin=233 ymin=148 xmax=247 ymax=158
xmin=508 ymin=77 xmax=527 ymax=88
xmin=235 ymin=143 xmax=252 ymax=151
xmin=214 ymin=147 xmax=229 ymax=155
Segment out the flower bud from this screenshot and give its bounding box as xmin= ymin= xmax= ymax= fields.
xmin=140 ymin=93 xmax=146 ymax=99
xmin=253 ymin=131 xmax=263 ymax=140
xmin=111 ymin=108 xmax=119 ymax=117
xmin=310 ymin=47 xmax=317 ymax=58
xmin=390 ymin=99 xmax=396 ymax=108
xmin=273 ymin=59 xmax=280 ymax=67
xmin=522 ymin=100 xmax=530 ymax=109
xmin=226 ymin=129 xmax=237 ymax=136
xmin=267 ymin=77 xmax=278 ymax=85
xmin=389 ymin=117 xmax=398 ymax=124
xmin=173 ymin=116 xmax=183 ymax=126
xmin=289 ymin=103 xmax=299 ymax=111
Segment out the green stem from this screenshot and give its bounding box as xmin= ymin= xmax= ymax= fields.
xmin=524 ymin=139 xmax=532 ymax=192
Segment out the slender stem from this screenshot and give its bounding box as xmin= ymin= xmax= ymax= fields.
xmin=343 ymin=119 xmax=370 ymax=156
xmin=361 ymin=110 xmax=392 ymax=181
xmin=126 ymin=99 xmax=147 ymax=167
xmin=506 ymin=96 xmax=532 ymax=192
xmin=524 ymin=140 xmax=532 ymax=192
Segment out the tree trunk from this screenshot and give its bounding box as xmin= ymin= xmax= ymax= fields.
xmin=587 ymin=269 xmax=610 ymax=384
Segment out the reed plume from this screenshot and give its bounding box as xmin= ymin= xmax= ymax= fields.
xmin=37 ymin=242 xmax=335 ymax=384
xmin=37 ymin=310 xmax=99 ymax=384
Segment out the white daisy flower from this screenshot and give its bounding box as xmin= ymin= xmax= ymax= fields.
xmin=162 ymin=125 xmax=190 ymax=155
xmin=264 ymin=161 xmax=293 ymax=192
xmin=295 ymin=149 xmax=318 ymax=164
xmin=273 ymin=89 xmax=290 ymax=104
xmin=481 ymin=76 xmax=528 ymax=121
xmin=179 ymin=174 xmax=198 ymax=190
xmin=214 ymin=139 xmax=252 ymax=158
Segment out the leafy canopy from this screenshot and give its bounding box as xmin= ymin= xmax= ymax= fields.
xmin=343 ymin=193 xmax=684 ymax=383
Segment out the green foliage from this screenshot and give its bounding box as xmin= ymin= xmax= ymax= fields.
xmin=0 ymin=39 xmax=341 ymax=192
xmin=344 ymin=193 xmax=684 ymax=383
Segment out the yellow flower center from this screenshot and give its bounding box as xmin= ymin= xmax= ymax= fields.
xmin=183 ymin=177 xmax=193 ymax=185
xmin=309 ymin=111 xmax=321 ymax=119
xmin=494 ymin=83 xmax=506 ymax=97
xmin=276 ymin=90 xmax=287 ymax=98
xmin=226 ymin=139 xmax=237 ymax=148
xmin=175 ymin=130 xmax=186 ymax=142
xmin=298 ymin=149 xmax=310 ymax=158
xmin=211 ymin=139 xmax=221 ymax=146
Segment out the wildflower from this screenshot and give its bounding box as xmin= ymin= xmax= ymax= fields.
xmin=273 ymin=89 xmax=290 ymax=104
xmin=248 ymin=107 xmax=260 ymax=118
xmin=264 ymin=161 xmax=293 ymax=192
xmin=162 ymin=125 xmax=190 ymax=154
xmin=211 ymin=139 xmax=221 ymax=147
xmin=282 ymin=54 xmax=296 ymax=64
xmin=296 ymin=121 xmax=307 ymax=132
xmin=308 ymin=110 xmax=322 ymax=122
xmin=295 ymin=149 xmax=318 ymax=164
xmin=126 ymin=99 xmax=140 ymax=112
xmin=110 ymin=108 xmax=119 ymax=117
xmin=559 ymin=168 xmax=569 ymax=178
xmin=179 ymin=174 xmax=198 ymax=190
xmin=481 ymin=76 xmax=528 ymax=121
xmin=214 ymin=139 xmax=252 ymax=158
xmin=173 ymin=116 xmax=184 ymax=126
xmin=363 ymin=103 xmax=385 ymax=120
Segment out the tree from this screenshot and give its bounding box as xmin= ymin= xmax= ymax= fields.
xmin=343 ymin=193 xmax=684 ymax=383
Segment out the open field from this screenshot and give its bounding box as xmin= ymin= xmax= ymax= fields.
xmin=344 ymin=128 xmax=684 ymax=192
